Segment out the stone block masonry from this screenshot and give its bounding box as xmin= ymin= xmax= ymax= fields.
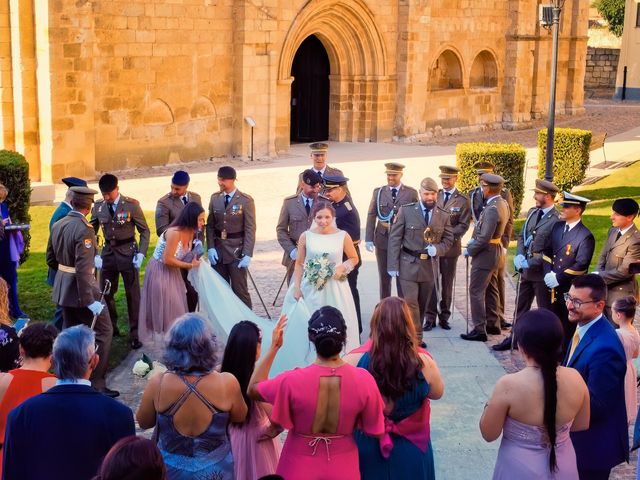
xmin=585 ymin=47 xmax=620 ymax=89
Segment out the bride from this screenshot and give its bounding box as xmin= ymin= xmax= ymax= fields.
xmin=188 ymin=201 xmax=361 ymax=375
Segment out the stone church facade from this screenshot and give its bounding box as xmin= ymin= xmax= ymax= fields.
xmin=0 ymin=0 xmax=588 ymax=182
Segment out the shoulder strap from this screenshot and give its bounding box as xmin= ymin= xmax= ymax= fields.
xmin=178 ymin=375 xmax=220 ymax=414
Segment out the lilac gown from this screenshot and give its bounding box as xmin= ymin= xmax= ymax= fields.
xmin=492 ymin=417 xmax=578 ymax=480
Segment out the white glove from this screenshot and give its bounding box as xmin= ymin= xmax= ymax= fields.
xmin=208 ymin=248 xmax=219 ymax=265
xmin=87 ymin=301 xmax=104 ymax=316
xmin=544 ymin=272 xmax=559 ymax=288
xmin=238 ymin=256 xmax=252 ymax=269
xmin=289 ymin=248 xmax=298 ymax=261
xmin=426 ymin=245 xmax=437 ymax=257
xmin=387 ymin=271 xmax=399 ymax=277
xmin=463 ymin=248 xmax=470 ymax=258
xmin=591 ymin=271 xmax=599 ymax=275
xmin=514 ymin=254 xmax=526 ymax=270
xmin=94 ymin=255 xmax=103 ymax=270
xmin=365 ymin=242 xmax=375 ymax=253
xmin=132 ymin=253 xmax=145 ymax=269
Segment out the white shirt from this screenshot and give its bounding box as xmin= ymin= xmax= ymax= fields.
xmin=485 ymin=194 xmax=500 ymax=205
xmin=223 ymin=189 xmax=237 ymax=201
xmin=564 ymin=219 xmax=581 ymax=233
xmin=301 ymin=193 xmax=314 ymax=209
xmin=110 ymin=195 xmax=121 ymax=210
xmin=315 ymin=167 xmax=326 ymax=176
xmin=62 ymin=200 xmax=72 ymax=209
xmin=443 ymin=187 xmax=457 ymax=196
xmin=56 ymin=379 xmax=92 ymax=387
xmin=620 ymin=225 xmax=634 ymax=236
xmin=576 ymin=314 xmax=603 ymax=341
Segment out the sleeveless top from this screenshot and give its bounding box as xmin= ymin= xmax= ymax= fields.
xmin=155 ymin=373 xmax=234 ymax=480
xmin=152 ymin=232 xmax=185 ymax=261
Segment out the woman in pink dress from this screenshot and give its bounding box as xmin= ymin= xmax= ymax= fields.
xmin=612 ymin=295 xmax=640 ymax=424
xmin=221 ymin=321 xmax=282 ymax=480
xmin=249 ymin=306 xmax=385 ymax=480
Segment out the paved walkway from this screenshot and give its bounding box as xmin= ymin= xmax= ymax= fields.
xmin=104 ymin=123 xmax=640 ymax=479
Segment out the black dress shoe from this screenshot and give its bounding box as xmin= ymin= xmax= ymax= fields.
xmin=486 ymin=326 xmax=501 ymax=335
xmin=99 ymin=388 xmax=120 ymax=398
xmin=130 ymin=339 xmax=143 ymax=350
xmin=492 ymin=336 xmax=517 ymax=351
xmin=460 ymin=330 xmax=488 ymax=342
xmin=501 ymin=321 xmax=512 ymax=329
xmin=422 ymin=323 xmax=433 ymax=332
xmin=439 ymin=321 xmax=451 ymax=330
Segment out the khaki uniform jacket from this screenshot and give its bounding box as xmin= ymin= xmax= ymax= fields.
xmin=388 ymin=203 xmax=454 ymax=282
xmin=470 ymin=186 xmax=514 ymax=248
xmin=276 ymin=194 xmax=318 ymax=267
xmin=596 ymin=225 xmax=640 ymax=303
xmin=365 ymin=184 xmax=418 ymax=250
xmin=46 ymin=211 xmax=100 ymax=307
xmin=90 ymin=196 xmax=150 ymax=270
xmin=206 ymin=190 xmax=256 ymax=264
xmin=155 ymin=191 xmax=202 ymax=236
xmin=516 ymin=207 xmax=560 ymax=281
xmin=436 ymin=189 xmax=471 ymax=257
xmin=467 ymin=196 xmax=509 ymax=269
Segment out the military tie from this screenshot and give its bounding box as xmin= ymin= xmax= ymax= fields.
xmin=424 ymin=207 xmax=431 ymax=225
xmin=534 ymin=208 xmax=544 ymax=226
xmin=181 ymin=196 xmax=188 ymax=206
xmin=566 ymin=330 xmax=581 ymax=364
xmin=305 ymin=199 xmax=311 ymax=216
xmin=391 ymin=188 xmax=398 ymax=202
xmin=615 ymin=230 xmax=622 ymax=242
xmin=224 ymin=194 xmax=231 ymax=208
xmin=108 ymin=203 xmax=115 ymax=217
xmin=562 ymin=224 xmax=569 ymax=239
xmin=443 ymin=191 xmax=450 ymax=206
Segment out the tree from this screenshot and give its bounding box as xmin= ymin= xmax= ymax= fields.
xmin=593 ymin=0 xmax=626 ymax=37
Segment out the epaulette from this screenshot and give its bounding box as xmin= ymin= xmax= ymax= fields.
xmin=401 ymin=202 xmax=417 ymax=208
xmin=404 ymin=185 xmax=418 ymax=192
xmin=95 ymin=199 xmax=105 ymax=205
xmin=284 ymin=193 xmax=298 ymax=201
xmin=238 ymin=191 xmax=254 ymax=201
xmin=436 ymin=206 xmax=448 ymax=214
xmin=122 ymin=196 xmax=139 ymax=205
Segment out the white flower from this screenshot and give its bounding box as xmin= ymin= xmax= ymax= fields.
xmin=150 ymin=361 xmax=168 ymax=377
xmin=132 ymin=359 xmax=150 ymax=377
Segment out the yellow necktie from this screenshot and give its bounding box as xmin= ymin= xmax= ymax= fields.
xmin=567 ymin=330 xmax=581 ymax=364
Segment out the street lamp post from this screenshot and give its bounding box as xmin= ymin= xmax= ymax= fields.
xmin=544 ymin=1 xmax=564 ymax=182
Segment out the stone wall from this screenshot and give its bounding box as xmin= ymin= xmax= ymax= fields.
xmin=585 ymin=47 xmax=620 ymax=89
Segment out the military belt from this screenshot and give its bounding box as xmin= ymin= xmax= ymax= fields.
xmin=402 ymin=246 xmax=429 ymax=260
xmin=379 ymin=221 xmax=390 ymax=229
xmin=214 ymin=229 xmax=244 ymax=239
xmin=108 ymin=237 xmax=135 ymax=247
xmin=58 ymin=264 xmax=76 ymax=274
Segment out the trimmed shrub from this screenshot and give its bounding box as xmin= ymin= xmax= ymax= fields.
xmin=456 ymin=142 xmax=527 ymax=215
xmin=537 ymin=128 xmax=591 ymax=192
xmin=0 ymin=150 xmax=31 ymax=263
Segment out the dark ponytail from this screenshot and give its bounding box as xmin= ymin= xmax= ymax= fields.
xmin=514 ymin=308 xmax=564 ymax=473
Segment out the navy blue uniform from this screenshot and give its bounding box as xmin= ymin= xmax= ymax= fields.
xmin=543 ymin=220 xmax=595 ymax=348
xmin=332 ymin=195 xmax=362 ymax=332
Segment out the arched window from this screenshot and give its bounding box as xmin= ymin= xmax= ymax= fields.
xmin=429 ymin=50 xmax=463 ymax=91
xmin=470 ymin=51 xmax=498 ymax=88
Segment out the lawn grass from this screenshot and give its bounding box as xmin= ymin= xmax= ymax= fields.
xmin=17 ymin=207 xmax=159 ymax=369
xmin=509 ymin=160 xmax=640 ymax=273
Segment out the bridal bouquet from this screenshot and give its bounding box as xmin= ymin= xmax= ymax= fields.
xmin=304 ymin=253 xmax=335 ymax=291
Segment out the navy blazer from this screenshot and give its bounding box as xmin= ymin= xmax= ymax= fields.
xmin=2 ymin=384 xmax=135 ymax=480
xmin=544 ymin=221 xmax=595 ymax=288
xmin=564 ymin=317 xmax=629 ymax=471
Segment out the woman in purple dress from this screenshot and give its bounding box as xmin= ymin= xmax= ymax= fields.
xmin=480 ymin=309 xmax=590 ymax=479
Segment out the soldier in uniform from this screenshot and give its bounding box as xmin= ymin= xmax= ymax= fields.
xmin=388 ymin=177 xmax=454 ymax=346
xmin=277 ymin=169 xmax=323 ymax=283
xmin=206 ymin=166 xmax=256 ymax=308
xmin=297 ymin=143 xmax=346 ymax=196
xmin=460 ymin=173 xmax=510 ymax=342
xmin=323 ymin=175 xmax=363 ymax=332
xmin=493 ymin=179 xmax=560 ymax=351
xmin=469 ymin=160 xmax=514 ymax=329
xmin=594 ymin=198 xmax=640 ymax=320
xmin=155 ymin=170 xmax=203 ymax=311
xmin=45 ymin=186 xmax=118 ymax=397
xmin=365 ymin=162 xmax=418 ymax=299
xmin=425 ymin=165 xmax=471 ymax=330
xmin=48 ymin=176 xmax=88 ymax=331
xmin=91 ymin=174 xmax=150 ymax=349
xmin=543 ymin=192 xmax=595 ymax=350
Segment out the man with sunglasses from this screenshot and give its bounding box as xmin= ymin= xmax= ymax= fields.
xmin=562 ymin=274 xmax=628 ymax=479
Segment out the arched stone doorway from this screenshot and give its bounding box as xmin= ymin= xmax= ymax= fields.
xmin=290 ymin=35 xmax=330 ymax=143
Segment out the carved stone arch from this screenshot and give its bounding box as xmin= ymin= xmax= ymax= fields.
xmin=277 ymin=0 xmax=392 ymax=145
xmin=143 ymin=98 xmax=173 ymax=126
xmin=429 ymin=47 xmax=465 ymax=91
xmin=470 ymin=49 xmax=499 ymax=89
xmin=190 ymin=95 xmax=217 ymax=118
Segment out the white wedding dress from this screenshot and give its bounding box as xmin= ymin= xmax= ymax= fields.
xmin=188 ymin=229 xmax=360 ymax=377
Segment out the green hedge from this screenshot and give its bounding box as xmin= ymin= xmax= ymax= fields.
xmin=456 ymin=142 xmax=527 ymax=216
xmin=0 ymin=150 xmax=31 ymax=263
xmin=538 ymin=128 xmax=591 ymax=192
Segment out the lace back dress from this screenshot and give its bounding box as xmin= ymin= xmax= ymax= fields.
xmin=139 ymin=233 xmax=189 ymax=342
xmin=492 ymin=417 xmax=578 ymax=479
xmin=155 ymin=374 xmax=234 ymax=480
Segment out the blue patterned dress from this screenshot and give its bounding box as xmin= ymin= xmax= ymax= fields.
xmin=354 ymin=352 xmax=435 ymax=480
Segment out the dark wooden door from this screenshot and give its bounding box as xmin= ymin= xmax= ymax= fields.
xmin=290 ymin=35 xmax=330 ymax=143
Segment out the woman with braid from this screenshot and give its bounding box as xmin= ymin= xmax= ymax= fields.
xmin=480 ymin=309 xmax=590 ymax=479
